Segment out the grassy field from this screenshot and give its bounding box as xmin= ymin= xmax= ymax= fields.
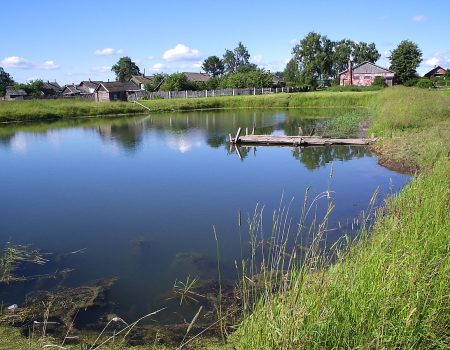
xmin=230 ymin=86 xmax=450 ymax=349
xmin=0 ymin=91 xmax=377 ymax=122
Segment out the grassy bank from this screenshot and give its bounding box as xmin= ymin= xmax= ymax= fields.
xmin=0 ymin=91 xmax=377 ymax=122
xmin=230 ymin=86 xmax=450 ymax=349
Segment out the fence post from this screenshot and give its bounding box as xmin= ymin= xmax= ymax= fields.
xmin=253 ymin=87 xmax=256 ymax=95
xmin=261 ymin=88 xmax=264 ymax=95
xmin=205 ymin=90 xmax=208 ymax=98
xmin=168 ymin=91 xmax=171 ymax=99
xmin=232 ymin=89 xmax=235 ymax=96
xmin=213 ymin=90 xmax=215 ymax=97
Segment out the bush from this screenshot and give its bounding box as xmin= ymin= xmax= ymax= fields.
xmin=416 ymin=79 xmax=432 ymax=89
xmin=372 ymin=76 xmax=387 ymax=87
xmin=403 ymin=78 xmax=419 ymax=87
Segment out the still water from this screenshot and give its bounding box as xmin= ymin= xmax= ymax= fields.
xmin=0 ymin=109 xmax=409 ymax=327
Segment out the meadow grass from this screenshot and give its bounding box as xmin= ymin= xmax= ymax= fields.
xmin=0 ymin=91 xmax=377 ymax=122
xmin=229 ymin=86 xmax=450 ymax=349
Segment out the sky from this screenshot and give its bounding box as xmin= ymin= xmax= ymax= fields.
xmin=1 ymin=0 xmax=449 ymax=84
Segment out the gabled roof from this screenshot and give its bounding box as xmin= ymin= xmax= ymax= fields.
xmin=95 ymin=81 xmax=140 ymax=93
xmin=130 ymin=75 xmax=154 ymax=85
xmin=79 ymin=80 xmax=102 ymax=90
xmin=5 ymin=88 xmax=27 ymax=96
xmin=339 ymin=61 xmax=394 ymax=75
xmin=423 ymin=65 xmax=446 ymax=77
xmin=183 ymin=72 xmax=210 ymax=82
xmin=62 ymin=85 xmax=82 ymax=94
xmin=41 ymin=81 xmax=61 ymax=90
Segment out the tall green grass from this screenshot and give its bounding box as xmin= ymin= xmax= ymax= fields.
xmin=0 ymin=91 xmax=377 ymax=122
xmin=230 ymin=86 xmax=450 ymax=349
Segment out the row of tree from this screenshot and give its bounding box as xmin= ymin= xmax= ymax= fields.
xmin=0 ymin=68 xmax=50 ymax=97
xmin=283 ymin=32 xmax=432 ymax=86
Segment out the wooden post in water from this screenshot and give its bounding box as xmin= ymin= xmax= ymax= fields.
xmin=229 ymin=133 xmax=232 ymax=142
xmin=245 ymin=127 xmax=249 ymax=136
xmin=252 ymin=124 xmax=255 ymax=135
xmin=298 ymin=127 xmax=303 ymax=136
xmin=234 ymin=127 xmax=242 ymax=143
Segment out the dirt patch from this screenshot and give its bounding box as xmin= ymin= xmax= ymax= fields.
xmin=370 ymin=145 xmax=418 ymax=175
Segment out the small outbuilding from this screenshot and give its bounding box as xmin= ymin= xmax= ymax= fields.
xmin=423 ymin=65 xmax=446 ymax=78
xmin=78 ymin=80 xmax=102 ymax=94
xmin=339 ymin=61 xmax=395 ymax=87
xmin=4 ymin=88 xmax=28 ymax=100
xmin=95 ymin=81 xmax=141 ymax=102
xmin=40 ymin=81 xmax=62 ymax=96
xmin=62 ymin=84 xmax=82 ymax=96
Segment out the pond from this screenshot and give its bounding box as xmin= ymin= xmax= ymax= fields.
xmin=0 ymin=109 xmax=410 ymax=334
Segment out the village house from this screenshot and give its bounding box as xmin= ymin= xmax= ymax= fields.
xmin=78 ymin=80 xmax=102 ymax=94
xmin=94 ymin=81 xmax=141 ymax=102
xmin=183 ymin=72 xmax=210 ymax=83
xmin=4 ymin=88 xmax=27 ymax=100
xmin=62 ymin=84 xmax=82 ymax=96
xmin=339 ymin=61 xmax=395 ymax=87
xmin=129 ymin=75 xmax=155 ymax=90
xmin=40 ymin=81 xmax=62 ymax=96
xmin=423 ymin=65 xmax=446 ymax=78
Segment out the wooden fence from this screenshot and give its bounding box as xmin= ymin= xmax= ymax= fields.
xmin=127 ymin=86 xmax=298 ymax=101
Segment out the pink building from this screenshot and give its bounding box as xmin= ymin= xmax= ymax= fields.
xmin=339 ymin=61 xmax=395 ymax=87
xmin=423 ymin=65 xmax=446 ymax=78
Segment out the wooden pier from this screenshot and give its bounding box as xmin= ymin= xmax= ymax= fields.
xmin=229 ymin=128 xmax=376 ymax=147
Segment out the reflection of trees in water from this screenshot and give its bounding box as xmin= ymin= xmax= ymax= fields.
xmin=97 ymin=122 xmax=144 ymax=153
xmin=292 ymin=146 xmax=371 ymax=169
xmin=0 ymin=133 xmax=14 ymax=146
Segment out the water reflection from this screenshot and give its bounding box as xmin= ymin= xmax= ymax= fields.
xmin=0 ymin=109 xmax=371 ymax=169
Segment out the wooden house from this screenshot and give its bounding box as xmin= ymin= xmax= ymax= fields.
xmin=4 ymin=88 xmax=27 ymax=100
xmin=129 ymin=75 xmax=155 ymax=90
xmin=78 ymin=80 xmax=102 ymax=93
xmin=62 ymin=84 xmax=82 ymax=96
xmin=423 ymin=65 xmax=446 ymax=78
xmin=95 ymin=81 xmax=141 ymax=102
xmin=339 ymin=61 xmax=395 ymax=87
xmin=40 ymin=81 xmax=62 ymax=96
xmin=183 ymin=72 xmax=210 ymax=83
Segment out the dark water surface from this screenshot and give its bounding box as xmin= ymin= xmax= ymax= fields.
xmin=0 ymin=109 xmax=410 ymax=326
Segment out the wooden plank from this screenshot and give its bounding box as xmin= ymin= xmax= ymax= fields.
xmin=231 ymin=132 xmax=376 ymax=146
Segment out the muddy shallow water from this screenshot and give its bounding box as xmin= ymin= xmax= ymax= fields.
xmin=0 ymin=109 xmax=410 ymax=339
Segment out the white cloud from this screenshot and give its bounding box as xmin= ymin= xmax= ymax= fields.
xmin=412 ymin=15 xmax=426 ymax=22
xmin=91 ymin=66 xmax=112 ymax=73
xmin=424 ymin=52 xmax=450 ymax=67
xmin=251 ymin=55 xmax=263 ymax=65
xmin=163 ymin=44 xmax=200 ymax=62
xmin=151 ymin=63 xmax=166 ymax=72
xmin=41 ymin=60 xmax=60 ymax=70
xmin=147 ymin=56 xmax=155 ymax=60
xmin=94 ymin=48 xmax=124 ymax=56
xmin=289 ymin=38 xmax=297 ymax=45
xmin=1 ymin=56 xmax=35 ymax=69
xmin=383 ymin=50 xmax=391 ymax=59
xmin=192 ymin=61 xmax=202 ymax=69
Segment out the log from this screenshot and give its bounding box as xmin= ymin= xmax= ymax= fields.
xmin=230 ymin=133 xmax=376 ymax=146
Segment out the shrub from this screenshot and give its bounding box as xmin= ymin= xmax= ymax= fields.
xmin=403 ymin=78 xmax=419 ymax=87
xmin=372 ymin=76 xmax=387 ymax=87
xmin=416 ymin=79 xmax=432 ymax=89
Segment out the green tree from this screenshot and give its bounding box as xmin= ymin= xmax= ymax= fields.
xmin=333 ymin=39 xmax=356 ymax=75
xmin=144 ymin=73 xmax=166 ymax=92
xmin=15 ymin=80 xmax=44 ymax=97
xmin=292 ymin=32 xmax=333 ymax=86
xmin=389 ymin=41 xmax=422 ymax=84
xmin=0 ymin=67 xmax=14 ymax=96
xmin=223 ymin=42 xmax=256 ymax=74
xmin=160 ymin=73 xmax=192 ymax=91
xmin=353 ymin=42 xmax=380 ymax=64
xmin=202 ymin=56 xmax=224 ymax=77
xmin=111 ymin=57 xmax=140 ymax=82
xmin=223 ymin=49 xmax=237 ymax=74
xmin=283 ymin=58 xmax=300 ymax=85
xmin=220 ymin=69 xmax=272 ymax=88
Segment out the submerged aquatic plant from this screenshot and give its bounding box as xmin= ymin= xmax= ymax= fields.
xmin=0 ymin=243 xmax=48 ymax=283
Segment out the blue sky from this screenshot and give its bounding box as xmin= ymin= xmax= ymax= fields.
xmin=1 ymin=0 xmax=449 ymax=84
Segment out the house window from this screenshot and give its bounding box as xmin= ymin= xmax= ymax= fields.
xmin=354 ymin=75 xmax=360 ymax=80
xmin=364 ymin=76 xmax=371 ymax=80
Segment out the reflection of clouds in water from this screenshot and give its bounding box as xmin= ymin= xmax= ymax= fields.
xmin=166 ymin=130 xmax=204 ymax=153
xmin=10 ymin=134 xmax=27 ymax=154
xmin=47 ymin=130 xmax=62 ymax=148
xmin=101 ymin=141 xmax=120 ymax=156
